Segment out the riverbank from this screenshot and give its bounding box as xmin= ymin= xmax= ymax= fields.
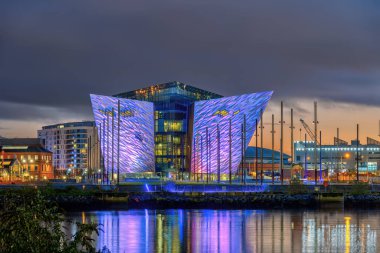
xmin=1 ymin=183 xmax=380 ymax=210
xmin=48 ymin=192 xmax=380 ymax=210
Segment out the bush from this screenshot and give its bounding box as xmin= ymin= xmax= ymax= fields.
xmin=0 ymin=189 xmax=102 ymax=253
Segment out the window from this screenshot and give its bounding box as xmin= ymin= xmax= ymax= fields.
xmin=173 ymin=136 xmax=181 ymax=144
xmin=164 ymin=120 xmax=183 ymax=132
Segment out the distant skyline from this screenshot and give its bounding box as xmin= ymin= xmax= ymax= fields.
xmin=1 ymin=1 xmax=380 ymax=153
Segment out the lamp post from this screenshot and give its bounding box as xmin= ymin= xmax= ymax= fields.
xmin=356 ymin=124 xmax=359 ymax=182
xmin=271 ymin=114 xmax=275 ymax=184
xmin=255 ymin=119 xmax=258 ymax=185
xmin=229 ymin=118 xmax=232 ymax=184
xmin=260 ymin=109 xmax=264 ymax=185
xmin=117 ymin=100 xmax=121 ymax=185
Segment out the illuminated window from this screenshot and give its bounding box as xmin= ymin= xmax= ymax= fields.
xmin=164 ymin=120 xmax=183 ymax=132
xmin=173 ymin=136 xmax=181 ymax=144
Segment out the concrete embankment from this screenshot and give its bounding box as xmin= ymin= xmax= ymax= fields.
xmin=51 ymin=192 xmax=317 ymax=210
xmin=48 ymin=192 xmax=380 ymax=211
xmin=2 ymin=183 xmax=380 ymax=210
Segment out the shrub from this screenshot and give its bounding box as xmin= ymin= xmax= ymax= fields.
xmin=0 ymin=189 xmax=102 ymax=253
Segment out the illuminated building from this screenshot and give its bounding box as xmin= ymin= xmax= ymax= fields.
xmin=192 ymin=92 xmax=272 ymax=177
xmin=91 ymin=81 xmax=272 ymax=178
xmin=38 ymin=121 xmax=99 ymax=177
xmin=294 ymin=139 xmax=380 ymax=180
xmin=90 ymin=94 xmax=155 ymax=175
xmin=243 ymin=147 xmax=291 ymax=177
xmin=0 ymin=138 xmax=53 ymax=181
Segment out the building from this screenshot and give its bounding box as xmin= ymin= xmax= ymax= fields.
xmin=90 ymin=81 xmax=273 ymax=181
xmin=114 ymin=82 xmax=222 ymax=175
xmin=0 ymin=158 xmax=22 ymax=182
xmin=0 ymin=138 xmax=53 ymax=181
xmin=38 ymin=121 xmax=100 ymax=178
xmin=244 ymin=147 xmax=290 ymax=171
xmin=294 ymin=138 xmax=380 ymax=181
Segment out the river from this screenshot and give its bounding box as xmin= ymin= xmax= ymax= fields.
xmin=66 ymin=208 xmax=380 ymax=253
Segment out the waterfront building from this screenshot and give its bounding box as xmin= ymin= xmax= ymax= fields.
xmin=38 ymin=121 xmax=100 ymax=178
xmin=294 ymin=138 xmax=380 ymax=181
xmin=90 ymin=81 xmax=273 ymax=180
xmin=114 ymin=82 xmax=222 ymax=175
xmin=243 ymin=147 xmax=291 ymax=178
xmin=0 ymin=138 xmax=53 ymax=181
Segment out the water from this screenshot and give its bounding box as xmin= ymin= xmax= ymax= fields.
xmin=67 ymin=209 xmax=380 ymax=253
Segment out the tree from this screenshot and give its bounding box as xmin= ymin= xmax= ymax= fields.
xmin=0 ymin=189 xmax=101 ymax=253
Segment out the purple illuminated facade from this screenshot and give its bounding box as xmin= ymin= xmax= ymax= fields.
xmin=90 ymin=83 xmax=272 ymax=177
xmin=191 ymin=91 xmax=273 ymax=175
xmin=90 ymin=94 xmax=155 ymax=174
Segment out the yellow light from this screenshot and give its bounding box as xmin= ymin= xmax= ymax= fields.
xmin=345 ymin=216 xmax=351 ymax=253
xmin=344 ymin=153 xmax=350 ymax=159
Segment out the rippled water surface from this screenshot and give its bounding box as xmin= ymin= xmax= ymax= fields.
xmin=67 ymin=208 xmax=380 ymax=253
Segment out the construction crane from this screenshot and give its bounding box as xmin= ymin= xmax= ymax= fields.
xmin=300 ymin=119 xmax=319 ymax=145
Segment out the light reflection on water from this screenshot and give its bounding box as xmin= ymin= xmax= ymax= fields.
xmin=66 ymin=209 xmax=380 ymax=253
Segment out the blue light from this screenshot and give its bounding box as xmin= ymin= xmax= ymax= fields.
xmin=90 ymin=94 xmax=155 ymax=174
xmin=192 ymin=91 xmax=273 ymax=175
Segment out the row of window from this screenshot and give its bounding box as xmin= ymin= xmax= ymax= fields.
xmin=155 ymin=148 xmax=183 ymax=156
xmin=156 ymin=157 xmax=186 ymax=168
xmin=0 ymin=155 xmax=51 ymax=161
xmin=25 ymin=164 xmax=51 ymax=172
xmin=155 ymin=135 xmax=183 ymax=144
xmin=155 ymin=120 xmax=185 ymax=132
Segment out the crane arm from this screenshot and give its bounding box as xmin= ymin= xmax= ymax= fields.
xmin=300 ymin=119 xmax=319 ymax=145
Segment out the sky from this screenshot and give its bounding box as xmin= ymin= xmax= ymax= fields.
xmin=1 ymin=0 xmax=380 ymax=152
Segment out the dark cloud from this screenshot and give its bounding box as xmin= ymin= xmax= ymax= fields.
xmin=0 ymin=0 xmax=380 ymax=121
xmin=0 ymin=101 xmax=91 ymax=121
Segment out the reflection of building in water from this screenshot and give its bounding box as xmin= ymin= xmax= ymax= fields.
xmin=65 ymin=210 xmax=380 ymax=253
xmin=302 ymin=213 xmax=377 ymax=253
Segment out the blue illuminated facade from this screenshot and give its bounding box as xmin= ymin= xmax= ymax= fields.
xmin=192 ymin=92 xmax=273 ymax=176
xmin=90 ymin=94 xmax=155 ymax=175
xmin=114 ymin=82 xmax=222 ymax=174
xmin=91 ymin=81 xmax=273 ymax=177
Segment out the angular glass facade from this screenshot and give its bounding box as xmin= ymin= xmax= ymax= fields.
xmin=114 ymin=81 xmax=222 ymax=174
xmin=91 ymin=81 xmax=273 ymax=177
xmin=90 ymin=94 xmax=155 ymax=174
xmin=192 ymin=92 xmax=273 ymax=176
